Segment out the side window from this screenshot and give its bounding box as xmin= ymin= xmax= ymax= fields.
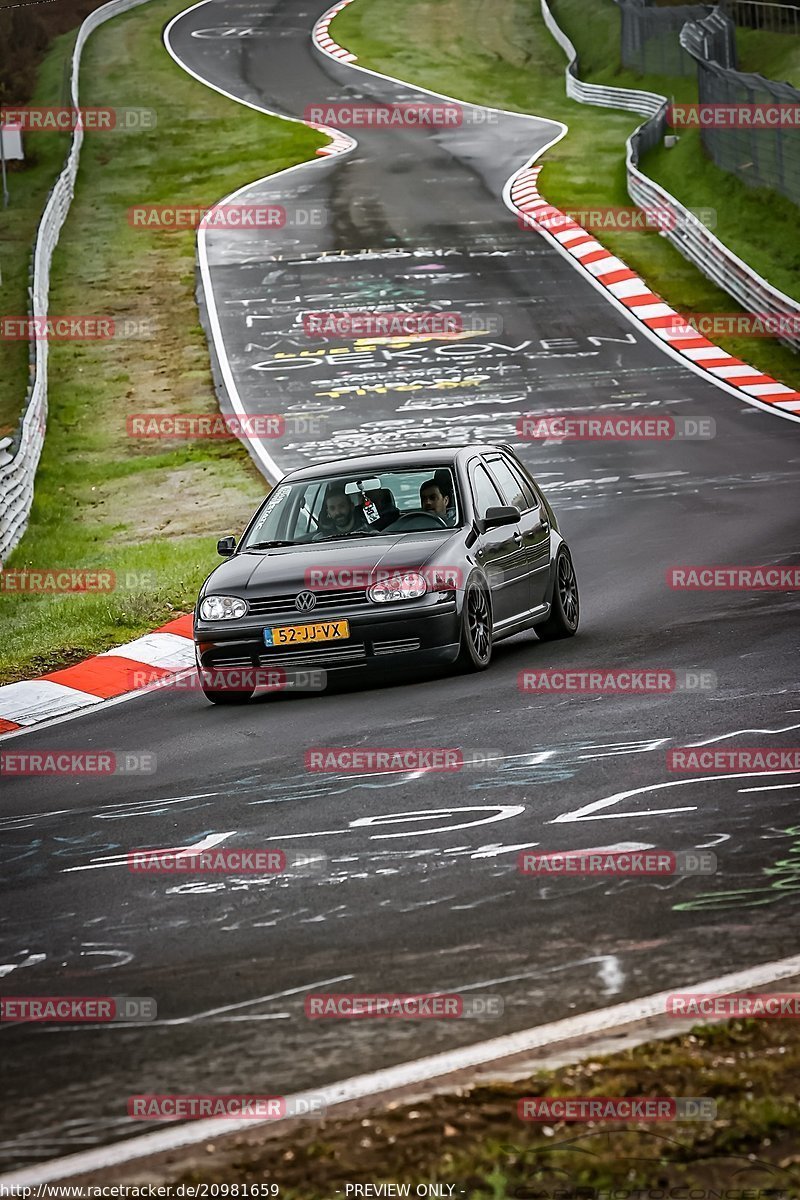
xmin=486 ymin=457 xmax=537 ymax=512
xmin=470 ymin=463 xmax=505 ymax=518
xmin=507 ymin=459 xmax=539 ymax=511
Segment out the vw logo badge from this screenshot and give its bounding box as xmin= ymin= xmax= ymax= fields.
xmin=295 ymin=591 xmax=317 ymax=613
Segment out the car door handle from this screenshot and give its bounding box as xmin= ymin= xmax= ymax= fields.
xmin=513 ymin=531 xmax=523 ymax=544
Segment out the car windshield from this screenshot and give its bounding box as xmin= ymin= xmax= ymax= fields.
xmin=240 ymin=467 xmax=462 ymax=549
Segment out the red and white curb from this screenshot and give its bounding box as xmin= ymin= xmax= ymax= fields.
xmin=312 ymin=0 xmax=358 ymax=64
xmin=0 ymin=614 xmax=194 ymax=736
xmin=510 ymin=165 xmax=800 ymax=416
xmin=313 ymin=126 xmax=356 ymax=157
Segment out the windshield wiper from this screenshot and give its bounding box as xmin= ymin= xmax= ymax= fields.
xmin=243 ymin=540 xmax=298 ymax=551
xmin=314 ymin=530 xmax=378 ymax=543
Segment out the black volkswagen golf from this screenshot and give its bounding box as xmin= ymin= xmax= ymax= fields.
xmin=194 ymin=444 xmax=579 ymax=703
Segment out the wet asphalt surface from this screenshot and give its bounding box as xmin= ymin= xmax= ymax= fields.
xmin=0 ymin=0 xmax=799 ymax=1174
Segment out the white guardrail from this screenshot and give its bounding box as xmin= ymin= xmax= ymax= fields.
xmin=540 ymin=0 xmax=800 ymax=353
xmin=0 ymin=0 xmax=152 ymax=561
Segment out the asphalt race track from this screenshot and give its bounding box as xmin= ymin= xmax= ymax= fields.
xmin=1 ymin=0 xmax=799 ymax=1173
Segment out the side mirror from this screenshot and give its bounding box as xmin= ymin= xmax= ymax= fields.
xmin=482 ymin=505 xmax=520 ymax=531
xmin=217 ymin=536 xmax=236 ymax=557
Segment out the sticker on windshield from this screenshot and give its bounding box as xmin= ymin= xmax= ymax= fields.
xmin=263 ymin=485 xmax=290 ymax=514
xmin=251 ymin=485 xmax=291 ymax=535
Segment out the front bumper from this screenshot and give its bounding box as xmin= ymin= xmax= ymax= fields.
xmin=194 ymin=597 xmax=461 ymax=673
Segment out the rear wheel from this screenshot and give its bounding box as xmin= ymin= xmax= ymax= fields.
xmin=536 ymin=547 xmax=579 ymax=641
xmin=455 ymin=577 xmax=493 ymax=671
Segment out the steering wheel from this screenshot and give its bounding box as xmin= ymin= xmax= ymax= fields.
xmin=383 ymin=510 xmax=449 ymax=532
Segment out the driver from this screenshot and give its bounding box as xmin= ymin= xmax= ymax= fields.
xmin=420 ymin=478 xmax=456 ymax=526
xmin=314 ymin=484 xmax=367 ymax=539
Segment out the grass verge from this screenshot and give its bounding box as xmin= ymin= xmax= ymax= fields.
xmin=0 ymin=0 xmax=324 ymax=685
xmin=551 ymin=0 xmax=800 ymax=302
xmin=332 ymin=0 xmax=798 ymax=387
xmin=168 ymin=1018 xmax=800 ymax=1195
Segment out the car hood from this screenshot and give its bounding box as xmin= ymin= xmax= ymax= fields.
xmin=202 ymin=531 xmax=462 ymax=595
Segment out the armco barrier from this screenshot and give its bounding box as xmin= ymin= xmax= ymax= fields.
xmin=540 ymin=0 xmax=800 ymax=353
xmin=0 ymin=0 xmax=153 ymax=561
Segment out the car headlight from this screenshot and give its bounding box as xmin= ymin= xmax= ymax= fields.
xmin=368 ymin=573 xmax=427 ymax=603
xmin=199 ymin=595 xmax=248 ymax=621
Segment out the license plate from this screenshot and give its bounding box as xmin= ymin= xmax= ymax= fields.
xmin=263 ymin=619 xmax=350 ymax=647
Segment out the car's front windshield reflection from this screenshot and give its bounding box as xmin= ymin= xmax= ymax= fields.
xmin=241 ymin=467 xmax=461 ymax=549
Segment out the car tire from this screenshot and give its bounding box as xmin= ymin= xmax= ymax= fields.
xmin=201 ymin=687 xmax=255 ymax=705
xmin=536 ymin=546 xmax=579 ymax=641
xmin=455 ymin=577 xmax=493 ymax=671
xmin=197 ymin=668 xmax=255 ymax=705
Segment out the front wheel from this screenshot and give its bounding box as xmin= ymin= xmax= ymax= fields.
xmin=536 ymin=547 xmax=579 ymax=641
xmin=455 ymin=577 xmax=493 ymax=671
xmin=198 ymin=667 xmax=254 ymax=705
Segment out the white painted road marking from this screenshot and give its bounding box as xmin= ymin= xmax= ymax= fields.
xmin=62 ymin=832 xmax=235 ymax=872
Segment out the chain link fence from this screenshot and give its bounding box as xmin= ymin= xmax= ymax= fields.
xmin=721 ymin=0 xmax=800 ymax=34
xmin=616 ymin=0 xmax=722 ymax=76
xmin=681 ymin=12 xmax=800 ymax=205
xmin=541 ymin=0 xmax=800 ymax=353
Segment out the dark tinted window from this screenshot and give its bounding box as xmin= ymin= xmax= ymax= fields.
xmin=486 ymin=456 xmax=537 ymax=511
xmin=470 ymin=464 xmax=505 ymax=518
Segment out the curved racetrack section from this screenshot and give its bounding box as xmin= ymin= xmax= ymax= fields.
xmin=1 ymin=0 xmax=799 ymax=1174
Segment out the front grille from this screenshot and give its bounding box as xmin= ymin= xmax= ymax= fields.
xmin=207 ymin=652 xmax=256 ymax=668
xmin=373 ymin=638 xmax=422 ymax=655
xmin=258 ymin=643 xmax=367 ymax=669
xmin=247 ymin=590 xmax=369 ymax=618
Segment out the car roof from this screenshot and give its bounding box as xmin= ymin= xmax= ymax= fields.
xmin=281 ymin=444 xmax=511 ymax=483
